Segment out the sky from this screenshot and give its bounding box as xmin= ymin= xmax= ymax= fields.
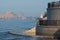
xmin=0 ymin=0 xmax=59 ymax=17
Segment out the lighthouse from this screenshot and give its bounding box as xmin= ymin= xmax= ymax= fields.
xmin=36 ymin=1 xmax=60 ymax=36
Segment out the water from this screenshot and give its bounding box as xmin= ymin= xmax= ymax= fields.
xmin=0 ymin=18 xmax=36 ymax=40
xmin=0 ymin=19 xmax=36 ymax=32
xmin=0 ymin=18 xmax=55 ymax=40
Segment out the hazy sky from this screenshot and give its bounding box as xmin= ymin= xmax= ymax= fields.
xmin=0 ymin=0 xmax=59 ymax=17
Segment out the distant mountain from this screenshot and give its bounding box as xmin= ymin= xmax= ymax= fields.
xmin=4 ymin=11 xmax=14 ymax=19
xmin=0 ymin=11 xmax=27 ymax=20
xmin=0 ymin=11 xmax=38 ymax=20
xmin=0 ymin=14 xmax=4 ymax=18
